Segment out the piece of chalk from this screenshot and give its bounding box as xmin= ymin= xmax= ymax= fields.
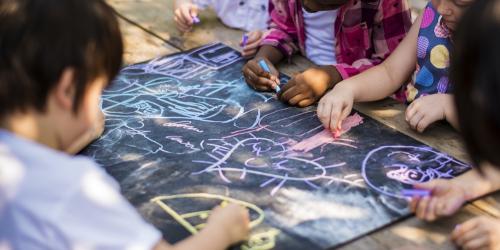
xmin=258 ymin=59 xmax=271 ymax=73
xmin=258 ymin=59 xmax=280 ymax=93
xmin=192 ymin=16 xmax=200 ymax=24
xmin=241 ymin=34 xmax=249 ymax=47
xmin=401 ymin=189 xmax=431 ymax=197
xmin=333 ymin=129 xmax=341 ymax=139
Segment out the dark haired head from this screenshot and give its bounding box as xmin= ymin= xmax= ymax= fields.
xmin=450 ymin=0 xmax=500 ymax=170
xmin=0 ymin=0 xmax=123 ymax=118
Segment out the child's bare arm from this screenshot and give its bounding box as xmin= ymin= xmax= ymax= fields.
xmin=317 ymin=14 xmax=422 ymax=131
xmin=348 ymin=13 xmax=422 ymax=103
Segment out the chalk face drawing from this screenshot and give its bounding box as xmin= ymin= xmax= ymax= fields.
xmin=82 ymin=43 xmax=471 ymax=250
xmin=362 ymin=145 xmax=470 ymax=199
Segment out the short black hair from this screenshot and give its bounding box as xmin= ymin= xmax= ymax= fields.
xmin=0 ymin=0 xmax=123 ymax=118
xmin=450 ymin=0 xmax=500 ymax=170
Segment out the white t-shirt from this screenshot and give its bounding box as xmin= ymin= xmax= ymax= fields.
xmin=302 ymin=7 xmax=338 ymax=66
xmin=193 ymin=0 xmax=269 ymax=31
xmin=0 ymin=130 xmax=161 ymax=250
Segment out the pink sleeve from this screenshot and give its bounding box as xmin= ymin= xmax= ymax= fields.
xmin=259 ymin=0 xmax=300 ymax=60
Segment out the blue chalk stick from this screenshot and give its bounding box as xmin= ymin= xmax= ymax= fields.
xmin=258 ymin=59 xmax=280 ymax=93
xmin=192 ymin=16 xmax=200 ymax=24
xmin=275 ymin=85 xmax=281 ymax=93
xmin=241 ymin=34 xmax=249 ymax=47
xmin=258 ymin=59 xmax=271 ymax=73
xmin=401 ymin=189 xmax=431 ymax=197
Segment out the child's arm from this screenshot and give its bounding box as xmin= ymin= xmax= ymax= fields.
xmin=410 ymin=163 xmax=500 ymax=222
xmin=334 ymin=0 xmax=412 ymax=80
xmin=317 ymin=13 xmax=422 ymax=131
xmin=405 ymin=93 xmax=460 ymax=132
xmin=153 ymin=204 xmax=250 ymax=250
xmin=241 ymin=30 xmax=264 ymax=58
xmin=242 ymin=1 xmax=298 ymax=91
xmin=173 ymin=0 xmax=201 ymax=33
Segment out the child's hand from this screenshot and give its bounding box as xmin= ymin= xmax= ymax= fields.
xmin=206 ymin=203 xmax=250 ymax=245
xmin=405 ymin=94 xmax=454 ymax=133
xmin=241 ymin=31 xmax=263 ymax=58
xmin=317 ymin=82 xmax=354 ymax=131
xmin=279 ymin=66 xmax=341 ymax=108
xmin=452 ymin=216 xmax=500 ymax=250
xmin=242 ymin=57 xmax=280 ymax=92
xmin=410 ymin=179 xmax=467 ymax=221
xmin=174 ymin=3 xmax=199 ymax=33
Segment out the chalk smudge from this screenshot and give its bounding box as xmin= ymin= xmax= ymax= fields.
xmin=291 ymin=113 xmax=364 ymax=152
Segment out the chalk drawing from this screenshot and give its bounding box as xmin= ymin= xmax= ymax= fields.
xmin=151 ymin=193 xmax=279 ymax=250
xmin=362 ymin=145 xmax=470 ymax=199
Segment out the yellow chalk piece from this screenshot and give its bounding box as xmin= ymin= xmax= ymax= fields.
xmin=180 ymin=210 xmax=211 ymax=220
xmin=220 ymin=201 xmax=229 ymax=208
xmin=430 ymin=45 xmax=449 ymax=69
xmin=242 ymin=228 xmax=281 ymax=250
xmin=405 ymin=84 xmax=418 ymax=103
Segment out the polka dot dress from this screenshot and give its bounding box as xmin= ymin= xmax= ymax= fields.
xmin=405 ymin=2 xmax=452 ymax=103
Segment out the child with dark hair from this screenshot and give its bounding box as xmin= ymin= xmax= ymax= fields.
xmin=411 ymin=0 xmax=500 ymax=249
xmin=0 ymin=0 xmax=249 ymax=249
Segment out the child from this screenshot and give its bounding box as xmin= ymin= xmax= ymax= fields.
xmin=242 ymin=0 xmax=412 ymax=107
xmin=317 ymin=0 xmax=473 ymax=133
xmin=411 ymin=0 xmax=500 ymax=248
xmin=0 ymin=0 xmax=249 ymax=249
xmin=174 ymin=0 xmax=270 ymax=57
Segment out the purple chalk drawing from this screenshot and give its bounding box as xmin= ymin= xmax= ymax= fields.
xmin=362 ymin=145 xmax=470 ymax=199
xmin=192 ymin=137 xmax=356 ymax=196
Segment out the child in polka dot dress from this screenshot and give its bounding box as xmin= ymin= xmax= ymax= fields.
xmin=317 ymin=0 xmax=475 ymax=133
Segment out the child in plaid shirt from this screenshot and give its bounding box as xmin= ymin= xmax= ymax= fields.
xmin=242 ymin=0 xmax=411 ymax=107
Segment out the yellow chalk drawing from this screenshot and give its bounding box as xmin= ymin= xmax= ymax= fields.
xmin=242 ymin=228 xmax=281 ymax=250
xmin=150 ymin=193 xmax=280 ymax=250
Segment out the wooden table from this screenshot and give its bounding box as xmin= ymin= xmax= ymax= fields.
xmin=107 ymin=0 xmax=500 ymax=248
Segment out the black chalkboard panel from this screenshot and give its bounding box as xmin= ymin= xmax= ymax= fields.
xmin=81 ymin=43 xmax=470 ymax=250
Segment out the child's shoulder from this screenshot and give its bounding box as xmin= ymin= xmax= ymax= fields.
xmin=0 ymin=130 xmax=161 ymax=248
xmin=0 ymin=129 xmax=112 ymax=216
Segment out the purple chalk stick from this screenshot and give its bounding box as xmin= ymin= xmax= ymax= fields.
xmin=401 ymin=189 xmax=431 ymax=197
xmin=241 ymin=34 xmax=249 ymax=47
xmin=192 ymin=16 xmax=200 ymax=24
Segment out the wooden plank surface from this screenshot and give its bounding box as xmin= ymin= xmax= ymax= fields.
xmin=107 ymin=0 xmax=244 ymax=51
xmin=118 ymin=18 xmax=178 ymax=65
xmin=110 ymin=1 xmax=500 ymax=249
xmin=340 ymin=205 xmax=488 ymax=250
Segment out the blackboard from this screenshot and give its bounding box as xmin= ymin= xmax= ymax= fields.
xmin=82 ymin=43 xmax=471 ymax=250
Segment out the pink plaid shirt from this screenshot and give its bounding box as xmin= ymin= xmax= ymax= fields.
xmin=261 ymin=0 xmax=412 ymax=79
